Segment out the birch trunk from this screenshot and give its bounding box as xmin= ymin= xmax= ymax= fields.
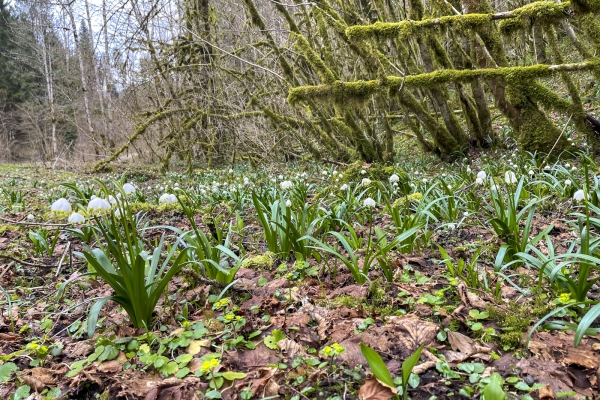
xmin=64 ymin=0 xmax=98 ymax=155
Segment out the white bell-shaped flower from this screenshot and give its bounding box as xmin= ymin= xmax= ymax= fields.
xmin=361 ymin=178 xmax=371 ymax=186
xmin=280 ymin=180 xmax=293 ymax=190
xmin=68 ymin=212 xmax=85 ymax=224
xmin=363 ymin=197 xmax=376 ymax=208
xmin=51 ymin=198 xmax=72 ymax=213
xmin=504 ymin=171 xmax=517 ymax=184
xmin=340 ymin=184 xmax=349 ymax=191
xmin=285 ymin=199 xmax=292 ymax=207
xmin=476 ymin=171 xmax=486 ymax=180
xmin=389 ymin=174 xmax=400 ymax=183
xmin=88 ymin=197 xmax=111 ymax=212
xmin=573 ymin=190 xmax=585 ymax=201
xmin=123 ymin=183 xmax=136 ymax=195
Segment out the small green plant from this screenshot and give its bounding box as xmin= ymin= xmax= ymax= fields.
xmin=28 ymin=228 xmax=60 ymax=257
xmin=487 ymin=176 xmax=552 ymax=270
xmin=59 ymin=182 xmax=191 ymax=337
xmin=360 ymin=343 xmax=423 ymax=400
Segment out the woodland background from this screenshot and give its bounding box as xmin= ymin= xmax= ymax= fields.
xmin=1 ymin=0 xmax=600 ymax=170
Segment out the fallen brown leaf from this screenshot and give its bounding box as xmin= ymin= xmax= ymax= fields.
xmin=358 ymin=377 xmax=397 ymax=400
xmin=538 ymin=384 xmax=555 ymax=400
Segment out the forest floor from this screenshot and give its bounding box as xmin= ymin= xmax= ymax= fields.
xmin=0 ymin=153 xmax=599 ymax=400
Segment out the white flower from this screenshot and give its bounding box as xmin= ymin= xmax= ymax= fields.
xmin=174 ymin=183 xmax=179 ymax=188
xmin=528 ymin=170 xmax=534 ymax=176
xmin=477 ymin=171 xmax=486 ymax=180
xmin=88 ymin=197 xmax=111 ymax=212
xmin=544 ymin=165 xmax=551 ymax=171
xmin=229 ymin=169 xmax=234 ymax=174
xmin=504 ymin=171 xmax=517 ymax=184
xmin=322 ymin=171 xmax=328 ymax=176
xmin=361 ymin=170 xmax=366 ymax=175
xmin=51 ymin=198 xmax=72 ymax=213
xmin=565 ymin=179 xmax=572 ymax=186
xmin=285 ymin=199 xmax=292 ymax=207
xmin=26 ymin=214 xmax=34 ymax=220
xmin=463 ymin=211 xmax=469 ymax=217
xmin=573 ymin=189 xmax=585 ymax=201
xmin=448 ymin=223 xmax=456 ymax=231
xmin=159 ymin=193 xmax=177 ymax=205
xmin=361 ymin=178 xmax=372 ymax=186
xmin=280 ymin=180 xmax=293 ymax=190
xmin=332 ymin=170 xmax=338 ymax=176
xmin=389 ymin=174 xmax=400 ymax=183
xmin=565 ymin=163 xmax=570 ymax=168
xmin=278 ymin=175 xmax=283 ymax=180
xmin=68 ymin=212 xmax=85 ymax=224
xmin=466 ymin=166 xmax=472 ymax=174
xmin=338 ymin=174 xmax=343 ymax=179
xmin=567 ymin=137 xmax=573 ymax=142
xmin=340 ymin=184 xmax=349 ymax=191
xmin=475 ymin=177 xmax=484 ymax=185
xmin=123 ymin=183 xmax=136 ymax=195
xmin=363 ymin=198 xmax=376 ymax=208
xmin=108 ymin=195 xmax=118 ymax=204
xmin=422 ymin=178 xmax=427 ymax=183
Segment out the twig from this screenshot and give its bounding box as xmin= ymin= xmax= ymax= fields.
xmin=0 ymin=216 xmax=69 ymax=228
xmin=0 ymin=255 xmax=54 ymax=267
xmin=0 ymin=261 xmax=14 ymax=281
xmin=55 ymin=242 xmax=71 ymax=277
xmin=322 ymin=158 xmax=349 ymax=167
xmin=541 ymin=114 xmax=572 ymax=168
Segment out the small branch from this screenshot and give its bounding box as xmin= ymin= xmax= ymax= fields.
xmin=322 ymin=158 xmax=349 ymax=167
xmin=0 ymin=255 xmax=54 ymax=268
xmin=0 ymin=216 xmax=69 ymax=228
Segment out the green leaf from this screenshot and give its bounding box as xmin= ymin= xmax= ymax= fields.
xmin=483 ymin=372 xmax=506 ymax=400
xmin=87 ymin=297 xmax=112 ymax=338
xmin=258 ymin=277 xmax=268 ymax=287
xmin=514 ymin=381 xmax=531 ymax=391
xmin=205 ymin=389 xmax=222 ymax=399
xmin=99 ymin=345 xmax=119 ymax=362
xmin=12 ymin=385 xmax=31 ymax=400
xmin=0 ymin=362 xmax=17 ymax=382
xmin=264 ymin=329 xmax=286 ymax=350
xmin=158 ymin=361 xmax=179 ymax=376
xmin=175 ymin=367 xmax=190 ymax=379
xmin=574 ymin=302 xmax=600 ymax=347
xmin=176 ymin=353 xmax=193 ymax=366
xmin=359 ymin=343 xmax=395 ymax=388
xmin=66 ymin=359 xmax=88 ymax=377
xmin=402 ymin=345 xmax=424 ymax=390
xmin=222 ymin=371 xmax=247 ymax=380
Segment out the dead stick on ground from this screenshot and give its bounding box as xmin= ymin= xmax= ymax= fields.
xmin=0 ymin=261 xmax=14 ymax=281
xmin=0 ymin=216 xmax=69 ymax=228
xmin=0 ymin=255 xmax=55 ymax=268
xmin=55 ymin=242 xmax=71 ymax=277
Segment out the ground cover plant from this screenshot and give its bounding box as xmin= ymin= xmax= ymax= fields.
xmin=1 ymin=149 xmax=600 ymax=400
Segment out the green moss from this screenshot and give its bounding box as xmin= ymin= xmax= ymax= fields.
xmin=289 ymin=62 xmax=600 ymax=105
xmin=497 ymin=2 xmax=570 ymax=35
xmin=292 ymin=33 xmax=337 ymax=84
xmin=341 ymin=161 xmax=409 ymax=186
xmin=0 ymin=224 xmax=19 ymax=235
xmin=240 ymin=252 xmax=276 ymax=270
xmin=392 ymin=193 xmax=423 ymax=209
xmin=487 ymin=296 xmax=553 ymax=349
xmin=346 ymin=14 xmax=494 ymax=42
